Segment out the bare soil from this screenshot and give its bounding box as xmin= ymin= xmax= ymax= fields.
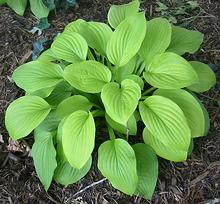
xmin=0 ymin=0 xmax=220 ymax=203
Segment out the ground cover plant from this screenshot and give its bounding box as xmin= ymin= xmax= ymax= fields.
xmin=0 ymin=0 xmax=77 ymax=30
xmin=4 ymin=0 xmax=217 ymax=200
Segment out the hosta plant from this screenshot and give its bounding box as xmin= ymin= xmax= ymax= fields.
xmin=5 ymin=0 xmax=216 ymax=200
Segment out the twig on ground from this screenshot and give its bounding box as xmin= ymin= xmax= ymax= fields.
xmin=65 ymin=178 xmax=107 ymax=203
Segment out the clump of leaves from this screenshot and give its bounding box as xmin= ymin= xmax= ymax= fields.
xmin=0 ymin=0 xmax=77 ymax=30
xmin=5 ymin=0 xmax=216 ymax=200
xmin=155 ymin=0 xmax=200 ymax=24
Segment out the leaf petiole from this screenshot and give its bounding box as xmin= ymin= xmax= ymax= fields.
xmin=142 ymin=87 xmax=157 ymax=96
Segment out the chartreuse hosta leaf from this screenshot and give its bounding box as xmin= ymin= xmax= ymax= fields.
xmin=45 ymin=81 xmax=73 ymax=106
xmin=56 ymin=95 xmax=92 ymax=119
xmin=54 ymin=157 xmax=92 ymax=186
xmin=115 ymin=56 xmax=137 ymax=83
xmin=107 ymin=12 xmax=146 ymax=67
xmin=62 ymin=110 xmax=95 ymax=169
xmin=29 ymin=86 xmax=55 ymax=98
xmin=105 ymin=114 xmax=137 ymax=136
xmin=32 ymin=131 xmax=57 ymax=191
xmin=139 ymin=96 xmax=191 ymax=161
xmin=64 ymin=19 xmax=86 ymax=34
xmin=6 ymin=0 xmax=27 ymax=15
xmin=98 ymin=139 xmax=138 ymax=195
xmin=80 ymin=22 xmax=113 ymax=56
xmin=64 ymin=60 xmax=111 ymax=93
xmin=0 ymin=0 xmax=6 ymax=5
xmin=12 ymin=60 xmax=63 ymax=93
xmin=51 ymin=32 xmax=88 ymax=63
xmin=38 ymin=49 xmax=57 ymax=62
xmin=37 ymin=111 xmax=60 ymax=132
xmin=167 ymin=26 xmax=204 ymax=55
xmin=144 ymin=52 xmax=198 ymax=89
xmin=154 ymin=89 xmax=209 ymax=138
xmin=139 ymin=18 xmax=171 ymax=64
xmin=125 ymin=75 xmax=144 ymax=89
xmin=101 ymin=79 xmax=141 ymax=126
xmin=108 ymin=0 xmax=140 ymax=29
xmin=133 ymin=144 xmax=158 ymax=200
xmin=5 ymin=96 xmax=51 ymax=140
xmin=187 ymin=61 xmax=216 ymax=93
xmin=29 ymin=0 xmax=50 ymax=19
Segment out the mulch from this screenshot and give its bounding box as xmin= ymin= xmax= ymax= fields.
xmin=0 ymin=0 xmax=220 ymax=203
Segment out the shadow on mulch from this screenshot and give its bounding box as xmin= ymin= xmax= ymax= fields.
xmin=0 ymin=0 xmax=220 ymax=203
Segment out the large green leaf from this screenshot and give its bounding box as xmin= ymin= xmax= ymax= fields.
xmin=105 ymin=114 xmax=137 ymax=136
xmin=139 ymin=18 xmax=171 ymax=64
xmin=98 ymin=139 xmax=138 ymax=195
xmin=28 ymin=86 xmax=55 ymax=98
xmin=125 ymin=74 xmax=144 ymax=89
xmin=12 ymin=60 xmax=63 ymax=93
xmin=144 ymin=52 xmax=198 ymax=89
xmin=64 ymin=60 xmax=112 ymax=93
xmin=108 ymin=0 xmax=140 ymax=29
xmin=56 ymin=95 xmax=92 ymax=119
xmin=115 ymin=55 xmax=137 ymax=83
xmin=36 ymin=110 xmax=60 ymax=133
xmin=0 ymin=0 xmax=6 ymax=5
xmin=54 ymin=157 xmax=92 ymax=186
xmin=6 ymin=0 xmax=27 ymax=15
xmin=187 ymin=61 xmax=216 ymax=93
xmin=139 ymin=96 xmax=191 ymax=161
xmin=32 ymin=131 xmax=57 ymax=191
xmin=80 ymin=22 xmax=113 ymax=56
xmin=45 ymin=81 xmax=73 ymax=106
xmin=51 ymin=32 xmax=88 ymax=63
xmin=167 ymin=26 xmax=203 ymax=55
xmin=64 ymin=19 xmax=86 ymax=34
xmin=62 ymin=110 xmax=95 ymax=169
xmin=38 ymin=49 xmax=57 ymax=62
xmin=106 ymin=13 xmax=146 ymax=67
xmin=154 ymin=89 xmax=208 ymax=138
xmin=29 ymin=0 xmax=50 ymax=18
xmin=133 ymin=143 xmax=158 ymax=200
xmin=5 ymin=96 xmax=51 ymax=140
xmin=101 ymin=79 xmax=141 ymax=125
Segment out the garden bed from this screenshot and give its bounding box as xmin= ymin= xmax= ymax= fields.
xmin=0 ymin=0 xmax=220 ymax=203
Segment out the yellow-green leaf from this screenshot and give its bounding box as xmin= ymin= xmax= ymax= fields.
xmin=45 ymin=81 xmax=73 ymax=106
xmin=56 ymin=95 xmax=92 ymax=119
xmin=187 ymin=61 xmax=216 ymax=93
xmin=139 ymin=18 xmax=171 ymax=65
xmin=107 ymin=13 xmax=146 ymax=67
xmin=64 ymin=19 xmax=86 ymax=34
xmin=105 ymin=114 xmax=137 ymax=136
xmin=139 ymin=96 xmax=191 ymax=161
xmin=62 ymin=110 xmax=95 ymax=169
xmin=32 ymin=131 xmax=57 ymax=191
xmin=133 ymin=143 xmax=158 ymax=200
xmin=101 ymin=79 xmax=141 ymax=125
xmin=12 ymin=60 xmax=63 ymax=93
xmin=154 ymin=89 xmax=209 ymax=137
xmin=80 ymin=22 xmax=113 ymax=56
xmin=108 ymin=0 xmax=140 ymax=29
xmin=5 ymin=96 xmax=51 ymax=140
xmin=6 ymin=0 xmax=27 ymax=15
xmin=29 ymin=0 xmax=49 ymax=18
xmin=64 ymin=60 xmax=112 ymax=93
xmin=144 ymin=52 xmax=198 ymax=89
xmin=54 ymin=157 xmax=92 ymax=186
xmin=98 ymin=139 xmax=138 ymax=195
xmin=51 ymin=32 xmax=88 ymax=63
xmin=167 ymin=26 xmax=203 ymax=55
